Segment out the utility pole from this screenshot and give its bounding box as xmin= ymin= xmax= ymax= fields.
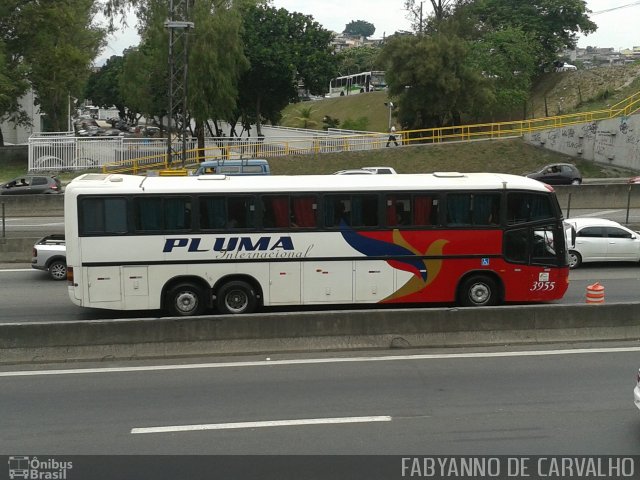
xmin=165 ymin=0 xmax=194 ymax=167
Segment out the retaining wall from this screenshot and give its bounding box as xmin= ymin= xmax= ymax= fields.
xmin=523 ymin=114 xmax=640 ymax=171
xmin=2 ymin=303 xmax=639 ymax=364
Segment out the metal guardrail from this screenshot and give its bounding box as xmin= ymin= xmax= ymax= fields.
xmin=28 ymin=91 xmax=640 ymax=175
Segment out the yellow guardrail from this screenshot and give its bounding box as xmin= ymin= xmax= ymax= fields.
xmin=102 ymin=90 xmax=640 ymax=175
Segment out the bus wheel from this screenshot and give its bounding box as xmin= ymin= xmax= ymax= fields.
xmin=217 ymin=281 xmax=257 ymax=315
xmin=568 ymin=250 xmax=582 ymax=269
xmin=458 ymin=275 xmax=498 ymax=307
xmin=167 ymin=282 xmax=205 ymax=316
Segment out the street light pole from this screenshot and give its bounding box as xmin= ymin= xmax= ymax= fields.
xmin=386 ymin=102 xmax=394 ymax=130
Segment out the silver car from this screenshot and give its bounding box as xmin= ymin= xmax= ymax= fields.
xmin=565 ymin=218 xmax=640 ymax=268
xmin=31 ymin=235 xmax=67 ymax=280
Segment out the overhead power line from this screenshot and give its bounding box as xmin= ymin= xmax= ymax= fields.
xmin=592 ymin=1 xmax=640 ymax=15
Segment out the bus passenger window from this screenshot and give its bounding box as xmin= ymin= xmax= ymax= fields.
xmin=200 ymin=197 xmax=226 ymax=229
xmin=447 ymin=194 xmax=472 ymax=226
xmin=325 ymin=196 xmax=351 ymax=227
xmin=262 ymin=195 xmax=289 ymax=228
xmin=386 ymin=196 xmax=411 ymax=226
xmin=413 ymin=196 xmax=436 ymax=226
xmin=291 ymin=196 xmax=317 ymax=228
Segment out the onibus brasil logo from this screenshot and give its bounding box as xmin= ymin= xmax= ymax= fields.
xmin=8 ymin=456 xmax=72 ymax=480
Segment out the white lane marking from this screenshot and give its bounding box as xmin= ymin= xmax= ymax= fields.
xmin=0 ymin=269 xmax=33 ymax=273
xmin=573 ymin=210 xmax=624 ymax=217
xmin=131 ymin=416 xmax=392 ymax=434
xmin=2 ymin=346 xmax=640 ymax=378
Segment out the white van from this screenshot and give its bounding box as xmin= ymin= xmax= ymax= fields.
xmin=194 ymin=159 xmax=270 ymax=176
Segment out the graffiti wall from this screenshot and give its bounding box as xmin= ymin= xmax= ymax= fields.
xmin=523 ymin=114 xmax=640 ymax=171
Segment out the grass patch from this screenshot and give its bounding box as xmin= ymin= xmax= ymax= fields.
xmin=267 ymin=138 xmax=637 ymax=178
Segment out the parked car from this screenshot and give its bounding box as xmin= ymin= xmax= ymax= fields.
xmin=526 ymin=163 xmax=582 ymax=185
xmin=564 ymin=217 xmax=640 ymax=268
xmin=634 ymin=368 xmax=640 ymax=411
xmin=0 ymin=175 xmax=62 ymax=195
xmin=31 ymin=235 xmax=66 ymax=280
xmin=628 ymin=176 xmax=640 ymax=184
xmin=556 ymin=63 xmax=577 ymax=72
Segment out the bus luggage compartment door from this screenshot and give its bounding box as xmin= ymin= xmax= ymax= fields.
xmin=354 ymin=260 xmax=394 ymax=302
xmin=269 ymin=263 xmax=301 ymax=304
xmin=87 ymin=266 xmax=122 ymax=303
xmin=303 ymin=261 xmax=353 ymax=303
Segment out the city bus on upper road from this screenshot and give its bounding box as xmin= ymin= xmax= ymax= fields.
xmin=328 ymin=71 xmax=386 ymax=96
xmin=64 ymin=172 xmax=570 ymax=316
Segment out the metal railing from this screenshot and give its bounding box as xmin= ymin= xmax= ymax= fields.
xmin=27 ymin=90 xmax=640 ymax=175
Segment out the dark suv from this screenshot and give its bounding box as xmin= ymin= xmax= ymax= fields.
xmin=0 ymin=175 xmax=62 ymax=195
xmin=526 ymin=163 xmax=582 ymax=185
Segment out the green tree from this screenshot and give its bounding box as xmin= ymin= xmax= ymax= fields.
xmin=119 ymin=0 xmax=169 ymax=130
xmin=239 ymin=5 xmax=336 ymax=135
xmin=343 ymin=20 xmax=375 ymax=38
xmin=0 ymin=0 xmax=104 ymax=133
xmin=468 ymin=27 xmax=538 ymax=119
xmin=466 ymin=0 xmax=596 ymax=69
xmin=382 ymin=33 xmax=493 ymax=129
xmin=85 ymin=55 xmax=127 ymax=118
xmin=404 ymin=0 xmax=461 ymax=32
xmin=188 ymin=0 xmax=249 ymax=150
xmin=0 ymin=39 xmax=30 ymax=146
xmin=336 ymin=45 xmax=382 ymax=75
xmin=18 ymin=0 xmax=104 ymax=131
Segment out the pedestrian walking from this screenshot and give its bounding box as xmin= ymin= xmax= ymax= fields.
xmin=386 ymin=125 xmax=398 ymax=147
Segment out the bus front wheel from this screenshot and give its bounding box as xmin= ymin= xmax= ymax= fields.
xmin=166 ymin=282 xmax=205 ymax=316
xmin=216 ymin=280 xmax=257 ymax=315
xmin=458 ymin=275 xmax=499 ymax=307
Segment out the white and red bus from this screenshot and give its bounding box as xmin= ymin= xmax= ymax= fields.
xmin=64 ymin=172 xmax=569 ymax=316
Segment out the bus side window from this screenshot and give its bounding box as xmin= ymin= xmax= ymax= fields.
xmin=413 ymin=195 xmax=437 ymax=226
xmin=504 ymin=228 xmax=528 ymax=263
xmin=226 ymin=196 xmax=255 ymax=229
xmin=200 ymin=197 xmax=226 ymax=229
xmin=291 ymin=196 xmax=317 ymax=228
xmin=325 ymin=196 xmax=351 ymax=227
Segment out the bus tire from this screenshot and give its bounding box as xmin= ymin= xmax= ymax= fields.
xmin=216 ymin=280 xmax=257 ymax=315
xmin=568 ymin=250 xmax=582 ymax=269
xmin=458 ymin=275 xmax=499 ymax=307
xmin=166 ymin=282 xmax=205 ymax=316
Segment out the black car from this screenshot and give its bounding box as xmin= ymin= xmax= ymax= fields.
xmin=0 ymin=175 xmax=62 ymax=195
xmin=526 ymin=163 xmax=582 ymax=185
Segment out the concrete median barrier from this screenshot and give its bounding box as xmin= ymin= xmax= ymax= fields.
xmin=1 ymin=303 xmax=640 ymax=364
xmin=0 ymin=237 xmax=39 ymax=262
xmin=0 ymin=194 xmax=64 ymax=216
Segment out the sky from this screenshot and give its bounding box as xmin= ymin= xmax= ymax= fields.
xmin=96 ymin=0 xmax=640 ymax=65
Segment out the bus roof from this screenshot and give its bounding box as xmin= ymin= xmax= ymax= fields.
xmin=66 ymin=172 xmax=552 ymax=195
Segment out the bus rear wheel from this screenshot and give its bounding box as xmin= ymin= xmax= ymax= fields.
xmin=166 ymin=282 xmax=205 ymax=316
xmin=217 ymin=280 xmax=257 ymax=315
xmin=458 ymin=275 xmax=499 ymax=307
